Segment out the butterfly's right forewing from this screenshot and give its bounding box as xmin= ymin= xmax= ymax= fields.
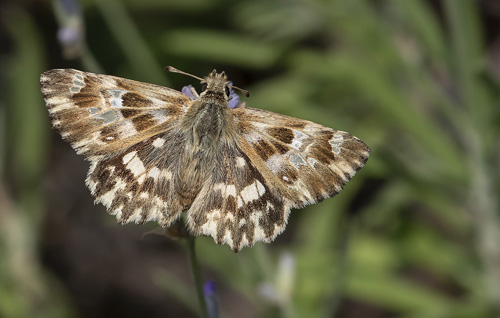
xmin=233 ymin=107 xmax=370 ymax=208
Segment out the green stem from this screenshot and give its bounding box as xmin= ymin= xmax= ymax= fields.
xmin=187 ymin=237 xmax=208 ymax=318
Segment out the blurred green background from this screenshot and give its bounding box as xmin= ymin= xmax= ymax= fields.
xmin=1 ymin=0 xmax=500 ymax=317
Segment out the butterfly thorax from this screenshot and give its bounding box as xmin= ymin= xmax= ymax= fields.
xmin=180 ymin=73 xmax=236 ymax=152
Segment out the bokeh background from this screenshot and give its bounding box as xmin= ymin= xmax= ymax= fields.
xmin=1 ymin=0 xmax=500 ymax=317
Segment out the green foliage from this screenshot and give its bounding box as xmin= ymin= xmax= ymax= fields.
xmin=1 ymin=0 xmax=499 ymax=317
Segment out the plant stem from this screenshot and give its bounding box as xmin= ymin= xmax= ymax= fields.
xmin=187 ymin=237 xmax=208 ymax=318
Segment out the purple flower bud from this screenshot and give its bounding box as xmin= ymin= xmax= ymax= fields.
xmin=55 ymin=0 xmax=84 ymax=59
xmin=227 ymin=82 xmax=240 ymax=109
xmin=203 ymin=280 xmax=219 ymax=318
xmin=203 ymin=280 xmax=216 ymax=295
xmin=227 ymin=92 xmax=240 ymax=109
xmin=182 ymin=85 xmax=197 ymax=100
xmin=57 ymin=27 xmax=80 ymax=46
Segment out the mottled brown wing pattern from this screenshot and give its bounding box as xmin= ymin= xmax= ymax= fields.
xmin=186 ymin=142 xmax=288 ymax=251
xmin=184 ymin=107 xmax=369 ymax=251
xmin=40 ymin=69 xmax=192 ymax=156
xmin=41 ymin=69 xmax=193 ymax=226
xmin=233 ymin=107 xmax=370 ymax=208
xmin=41 ymin=68 xmax=370 ymax=252
xmin=85 ymin=130 xmax=188 ymax=226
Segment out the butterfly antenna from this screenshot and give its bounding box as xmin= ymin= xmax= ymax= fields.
xmin=229 ymin=85 xmax=249 ymax=97
xmin=164 ymin=66 xmax=204 ymax=82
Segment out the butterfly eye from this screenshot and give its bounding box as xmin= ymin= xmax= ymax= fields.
xmin=225 ymin=86 xmax=231 ymax=97
xmin=201 ymin=83 xmax=208 ymax=92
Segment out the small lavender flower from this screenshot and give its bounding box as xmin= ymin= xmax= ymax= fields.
xmin=203 ymin=280 xmax=219 ymax=318
xmin=54 ymin=0 xmax=84 ymax=59
xmin=182 ymin=85 xmax=197 ymax=100
xmin=226 ymin=82 xmax=240 ymax=109
xmin=57 ymin=27 xmax=81 ymax=47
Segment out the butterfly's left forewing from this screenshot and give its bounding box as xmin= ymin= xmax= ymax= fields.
xmin=40 ymin=69 xmax=192 ymax=156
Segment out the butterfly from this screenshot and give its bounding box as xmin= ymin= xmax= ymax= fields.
xmin=40 ymin=67 xmax=370 ymax=252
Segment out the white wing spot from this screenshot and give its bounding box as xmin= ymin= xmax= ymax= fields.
xmin=214 ymin=183 xmax=237 ymax=197
xmin=291 ymin=130 xmax=308 ymax=150
xmin=74 ymin=73 xmax=84 ymax=81
xmin=249 ymin=212 xmax=265 ymax=239
xmin=137 ymin=174 xmax=146 ymax=184
xmin=265 ymin=154 xmax=283 ymax=172
xmin=288 ymin=152 xmax=307 ymax=169
xmin=73 ymin=79 xmax=85 ymax=87
xmin=152 ymin=138 xmax=166 ymax=148
xmin=240 ymin=181 xmax=263 ymax=204
xmin=107 ymin=89 xmax=127 ymax=108
xmin=256 ymin=180 xmax=265 ymax=196
xmin=98 ymin=178 xmax=127 ymax=208
xmin=123 ymin=151 xmax=136 ymax=164
xmin=222 ymin=230 xmax=234 ymax=247
xmin=128 ymin=208 xmax=144 ymax=223
xmin=151 ymin=109 xmax=171 ymax=124
xmin=70 ymin=73 xmax=86 ymax=93
xmin=236 ymin=156 xmax=246 ymax=168
xmin=159 ymin=169 xmax=172 ymax=180
xmin=329 ymin=133 xmax=344 ymax=154
xmin=96 ymin=110 xmax=118 ymax=124
xmin=307 ymin=157 xmax=318 ymax=167
xmin=226 ymin=184 xmax=236 ymax=197
xmin=110 ymin=205 xmax=124 ymax=220
xmin=123 ymin=152 xmax=146 ymax=179
xmin=146 ymin=205 xmax=160 ymax=222
xmin=117 ymin=121 xmax=138 ymax=139
xmin=147 ymin=167 xmax=161 ymax=180
xmin=201 ymin=210 xmax=221 ymax=236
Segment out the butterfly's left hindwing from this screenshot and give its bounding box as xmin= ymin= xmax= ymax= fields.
xmin=85 ymin=131 xmax=187 ymax=226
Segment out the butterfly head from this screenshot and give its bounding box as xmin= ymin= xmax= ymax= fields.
xmin=199 ymin=70 xmax=231 ymax=101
